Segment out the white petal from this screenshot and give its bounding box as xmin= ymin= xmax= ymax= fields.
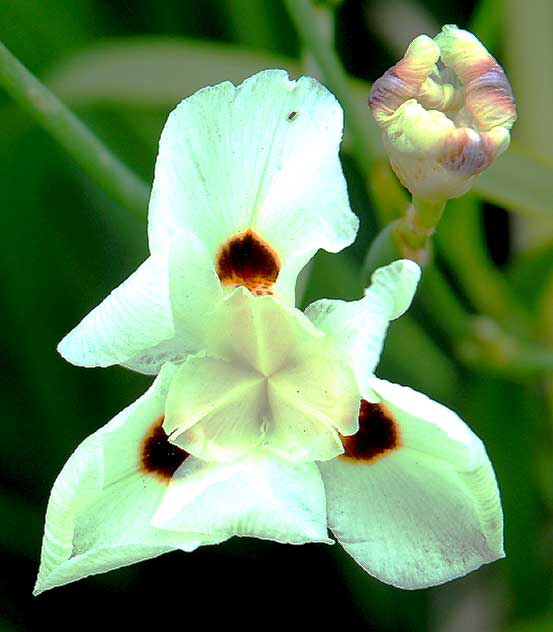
xmin=59 ymin=230 xmax=223 ymax=374
xmin=152 ymin=454 xmax=331 ymax=545
xmin=124 ymin=230 xmax=223 ymax=373
xmin=264 ymin=392 xmax=345 ymax=463
xmin=267 ymin=350 xmax=357 ymax=460
xmin=34 ymin=365 xmax=219 ymax=594
xmin=165 ymin=289 xmax=359 ymax=463
xmin=305 ymin=260 xmax=421 ymax=393
xmin=148 ymin=69 xmax=358 ymax=300
xmin=369 ymin=377 xmax=489 ymax=468
xmin=121 ymin=336 xmax=191 ymax=374
xmin=58 ymin=250 xmax=174 ymax=369
xmin=207 ymin=288 xmax=324 ymax=376
xmin=165 ymin=353 xmax=267 ymax=462
xmin=319 ymin=379 xmax=503 ymax=589
xmin=168 ymin=230 xmax=224 ymax=338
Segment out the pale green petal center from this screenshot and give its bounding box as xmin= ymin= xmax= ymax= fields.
xmin=165 ymin=289 xmax=359 ymax=462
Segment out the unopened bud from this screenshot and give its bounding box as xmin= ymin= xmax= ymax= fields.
xmin=369 ymin=25 xmax=517 ymax=202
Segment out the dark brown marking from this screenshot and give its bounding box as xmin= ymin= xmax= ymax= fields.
xmin=216 ymin=229 xmax=280 ymax=295
xmin=339 ymin=400 xmax=401 ymax=464
xmin=139 ymin=416 xmax=189 ymax=483
xmin=287 ymin=111 xmax=298 ymax=121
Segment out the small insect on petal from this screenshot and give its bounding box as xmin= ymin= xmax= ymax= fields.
xmin=216 ymin=230 xmax=281 ymax=296
xmin=340 ymin=400 xmax=401 ymax=464
xmin=287 ymin=111 xmax=298 ymax=121
xmin=140 ymin=416 xmax=189 ymax=483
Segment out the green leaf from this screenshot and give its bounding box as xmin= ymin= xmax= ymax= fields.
xmin=47 ymin=37 xmax=304 ymax=107
xmin=45 ymin=37 xmax=381 ymax=153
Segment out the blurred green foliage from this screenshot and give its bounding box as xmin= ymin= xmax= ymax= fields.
xmin=0 ymin=1 xmax=552 ymax=630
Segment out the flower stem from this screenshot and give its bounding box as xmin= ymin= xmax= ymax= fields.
xmin=0 ymin=40 xmax=149 ymax=216
xmin=283 ymin=0 xmax=375 ymax=171
xmin=393 ymin=196 xmax=446 ymax=265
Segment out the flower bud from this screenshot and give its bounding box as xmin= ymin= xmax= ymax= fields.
xmin=369 ymin=25 xmax=517 ymax=202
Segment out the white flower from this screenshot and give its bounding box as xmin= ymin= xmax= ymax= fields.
xmin=368 ymin=25 xmax=517 ymax=202
xmin=35 ymin=70 xmax=503 ymax=594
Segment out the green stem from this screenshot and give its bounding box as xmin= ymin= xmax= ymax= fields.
xmin=0 ymin=40 xmax=149 ymax=216
xmin=283 ymin=0 xmax=375 ymax=172
xmin=394 ymin=196 xmax=446 ymax=265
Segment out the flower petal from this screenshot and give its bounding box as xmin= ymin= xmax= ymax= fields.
xmin=57 ymin=250 xmax=174 ymax=369
xmin=369 ymin=34 xmax=439 ymax=122
xmin=164 ymin=353 xmax=267 ymax=462
xmin=267 ymin=351 xmax=355 ymax=461
xmin=305 ymin=260 xmax=421 ymax=395
xmin=319 ymin=378 xmax=503 ymax=589
xmin=59 ymin=230 xmax=223 ymax=374
xmin=168 ymin=230 xmax=224 ymax=338
xmin=34 ymin=365 xmax=219 ymax=594
xmin=124 ymin=230 xmax=223 ymax=373
xmin=165 ymin=289 xmax=359 ymax=463
xmin=152 ymin=454 xmax=331 ymax=545
xmin=435 ymin=25 xmax=517 ymax=132
xmin=148 ymin=69 xmax=358 ymax=301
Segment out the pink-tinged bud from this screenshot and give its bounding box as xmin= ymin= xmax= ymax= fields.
xmin=369 ymin=25 xmax=517 ymax=202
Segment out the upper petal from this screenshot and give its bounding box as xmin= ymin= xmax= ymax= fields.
xmin=319 ymin=378 xmax=503 ymax=589
xmin=304 ymin=260 xmax=421 ymax=394
xmin=152 ymin=454 xmax=331 ymax=545
xmin=147 ymin=69 xmax=359 ymax=301
xmin=34 ymin=365 xmax=220 ymax=594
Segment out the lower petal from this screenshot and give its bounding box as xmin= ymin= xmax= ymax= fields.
xmin=34 ymin=365 xmax=220 ymax=594
xmin=153 ymin=454 xmax=331 ymax=545
xmin=319 ymin=380 xmax=503 ymax=589
xmin=320 ymin=451 xmax=502 ymax=589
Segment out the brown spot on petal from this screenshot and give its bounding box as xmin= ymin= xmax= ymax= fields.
xmin=339 ymin=400 xmax=401 ymax=464
xmin=216 ymin=230 xmax=280 ymax=296
xmin=140 ymin=416 xmax=189 ymax=483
